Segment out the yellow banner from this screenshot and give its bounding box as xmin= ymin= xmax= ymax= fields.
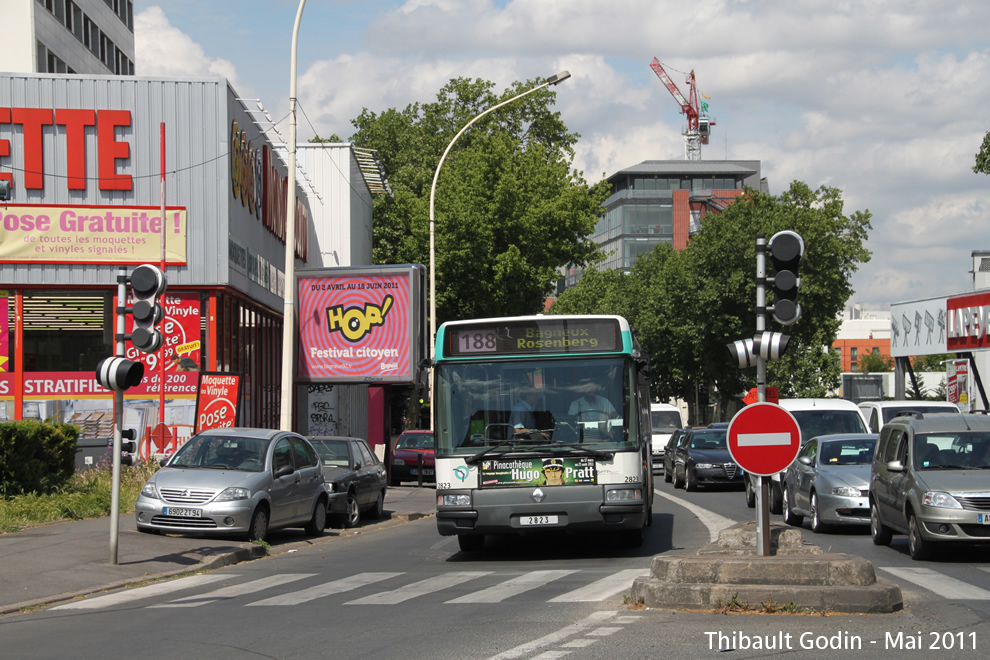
xmin=0 ymin=205 xmax=187 ymax=264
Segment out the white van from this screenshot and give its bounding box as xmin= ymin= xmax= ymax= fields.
xmin=650 ymin=403 xmax=684 ymax=473
xmin=858 ymin=400 xmax=959 ymax=433
xmin=743 ymin=398 xmax=869 ymax=514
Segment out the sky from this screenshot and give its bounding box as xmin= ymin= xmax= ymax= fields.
xmin=132 ymin=0 xmax=990 ymax=309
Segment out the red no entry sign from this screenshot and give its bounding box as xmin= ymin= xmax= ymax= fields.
xmin=727 ymin=402 xmax=801 ymax=476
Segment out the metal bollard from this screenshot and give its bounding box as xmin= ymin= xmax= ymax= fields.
xmin=417 ymin=452 xmax=424 ymax=487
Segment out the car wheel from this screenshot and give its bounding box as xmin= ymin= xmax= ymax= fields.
xmin=458 ymin=534 xmax=485 ymax=552
xmin=368 ymin=490 xmax=385 ymax=520
xmin=769 ymin=480 xmax=783 ymax=515
xmin=870 ymin=500 xmax=893 ymax=546
xmin=685 ymin=467 xmax=698 ymax=492
xmin=809 ymin=492 xmax=826 ymax=533
xmin=782 ymin=484 xmax=804 ymax=527
xmin=340 ymin=491 xmax=361 ymax=529
xmin=244 ymin=506 xmax=269 ymax=543
xmin=744 ymin=477 xmax=756 ymax=508
xmin=673 ymin=466 xmax=685 ymax=489
xmin=908 ymin=513 xmax=932 ymax=560
xmin=663 ymin=466 xmax=673 ymax=483
xmin=304 ymin=498 xmax=327 ymax=537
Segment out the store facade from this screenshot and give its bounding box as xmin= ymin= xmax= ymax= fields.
xmin=0 ymin=72 xmax=315 ymax=456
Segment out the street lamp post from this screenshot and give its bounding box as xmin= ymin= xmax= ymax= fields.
xmin=279 ymin=0 xmax=306 ymax=431
xmin=427 ymin=70 xmax=571 ymax=430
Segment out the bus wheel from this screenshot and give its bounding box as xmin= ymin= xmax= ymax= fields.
xmin=458 ymin=534 xmax=484 ymax=552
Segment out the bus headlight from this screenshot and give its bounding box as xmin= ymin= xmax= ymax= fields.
xmin=605 ymin=488 xmax=642 ymax=502
xmin=439 ymin=494 xmax=471 ymax=507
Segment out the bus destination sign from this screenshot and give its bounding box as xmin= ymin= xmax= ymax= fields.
xmin=445 ymin=318 xmax=621 ymax=357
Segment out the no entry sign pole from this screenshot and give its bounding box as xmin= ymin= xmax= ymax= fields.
xmin=755 ymin=236 xmax=769 ymax=555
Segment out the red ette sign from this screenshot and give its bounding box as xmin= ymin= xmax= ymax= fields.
xmin=727 ymin=402 xmax=801 ymax=476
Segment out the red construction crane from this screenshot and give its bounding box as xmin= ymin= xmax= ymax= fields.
xmin=649 ymin=57 xmax=714 ymax=160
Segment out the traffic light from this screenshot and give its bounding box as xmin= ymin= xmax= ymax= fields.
xmin=96 ymin=356 xmax=145 ymax=391
xmin=753 ymin=331 xmax=790 ymax=361
xmin=768 ymin=230 xmax=804 ymax=325
xmin=121 ymin=428 xmax=138 ymax=467
xmin=727 ymin=337 xmax=756 ymax=369
xmin=130 ymin=264 xmax=167 ymax=353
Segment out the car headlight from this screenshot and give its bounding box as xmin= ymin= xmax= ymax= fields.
xmin=392 ymin=458 xmax=405 ymax=466
xmin=831 ymin=487 xmax=861 ymax=497
xmin=605 ymin=488 xmax=642 ymax=502
xmin=214 ymin=487 xmax=250 ymax=502
xmin=695 ymin=463 xmax=715 ymax=469
xmin=439 ymin=494 xmax=471 ymax=507
xmin=140 ymin=482 xmax=159 ymax=499
xmin=923 ymin=491 xmax=963 ymax=509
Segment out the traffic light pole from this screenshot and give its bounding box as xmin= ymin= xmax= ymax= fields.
xmin=110 ymin=266 xmax=127 ymax=565
xmin=755 ymin=236 xmax=771 ymax=557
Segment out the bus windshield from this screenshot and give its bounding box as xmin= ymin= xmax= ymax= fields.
xmin=435 ymin=356 xmax=637 ymax=457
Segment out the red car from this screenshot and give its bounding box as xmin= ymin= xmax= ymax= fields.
xmin=390 ymin=430 xmax=435 ymax=486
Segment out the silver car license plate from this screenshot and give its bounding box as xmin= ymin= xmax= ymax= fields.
xmin=980 ymin=514 xmax=990 ymax=525
xmin=163 ymin=507 xmax=201 ymax=517
xmin=520 ymin=515 xmax=558 ymax=526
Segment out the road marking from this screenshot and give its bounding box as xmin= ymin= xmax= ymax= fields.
xmin=485 ymin=611 xmax=617 ymax=660
xmin=881 ymin=567 xmax=990 ymax=600
xmin=446 ymin=570 xmax=578 ymax=603
xmin=50 ymin=573 xmax=236 ymax=610
xmin=248 ymin=572 xmax=403 ymax=606
xmin=738 ymin=432 xmax=791 ymax=446
xmin=150 ymin=574 xmax=316 ymax=608
xmin=652 ymin=487 xmax=735 ymax=543
xmin=548 ymin=568 xmax=648 ymax=602
xmin=345 ymin=571 xmax=491 ymax=605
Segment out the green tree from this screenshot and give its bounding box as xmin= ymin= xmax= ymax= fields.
xmin=858 ymin=351 xmax=893 ymax=372
xmin=974 ymin=131 xmax=990 ymax=175
xmin=553 ymin=181 xmax=872 ymax=414
xmin=913 ymin=353 xmax=955 ymax=372
xmin=346 ymin=77 xmax=607 ymax=326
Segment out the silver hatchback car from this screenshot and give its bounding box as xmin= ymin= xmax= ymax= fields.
xmin=135 ymin=428 xmax=328 ymax=542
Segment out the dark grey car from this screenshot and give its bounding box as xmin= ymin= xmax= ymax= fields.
xmin=309 ymin=436 xmax=388 ymax=528
xmin=135 ymin=428 xmax=328 ymax=542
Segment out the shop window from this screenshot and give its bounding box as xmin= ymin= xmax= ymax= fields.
xmin=21 ymin=293 xmax=113 ymax=371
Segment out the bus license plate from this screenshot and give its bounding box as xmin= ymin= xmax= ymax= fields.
xmin=520 ymin=515 xmax=558 ymax=526
xmin=163 ymin=507 xmax=201 ymax=518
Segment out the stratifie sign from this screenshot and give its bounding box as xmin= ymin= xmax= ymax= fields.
xmin=194 ymin=372 xmax=242 ymax=432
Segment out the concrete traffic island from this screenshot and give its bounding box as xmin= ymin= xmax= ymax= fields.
xmin=631 ymin=521 xmax=903 ymax=614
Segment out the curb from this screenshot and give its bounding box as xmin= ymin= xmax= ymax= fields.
xmin=0 ymin=510 xmax=435 ymax=617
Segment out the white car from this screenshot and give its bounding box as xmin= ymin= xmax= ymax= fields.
xmin=743 ymin=398 xmax=869 ymax=514
xmin=858 ymin=400 xmax=959 ymax=433
xmin=650 ymin=403 xmax=684 ymax=473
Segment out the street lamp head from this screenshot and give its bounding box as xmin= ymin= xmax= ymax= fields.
xmin=546 ymin=70 xmax=571 ymax=86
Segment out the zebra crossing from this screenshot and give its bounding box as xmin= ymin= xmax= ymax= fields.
xmin=50 ymin=567 xmax=650 ymax=612
xmin=880 ymin=566 xmax=990 ymax=601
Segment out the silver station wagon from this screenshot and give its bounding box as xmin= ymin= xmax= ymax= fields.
xmin=135 ymin=428 xmax=328 ymax=542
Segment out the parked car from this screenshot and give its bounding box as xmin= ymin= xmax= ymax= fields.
xmin=743 ymin=398 xmax=869 ymax=513
xmin=858 ymin=400 xmax=959 ymax=433
xmin=308 ymin=436 xmax=388 ymax=528
xmin=781 ymin=433 xmax=878 ymax=532
xmin=663 ymin=428 xmax=692 ymax=482
xmin=671 ymin=427 xmax=742 ymax=491
xmin=135 ymin=428 xmax=328 ymax=542
xmin=650 ymin=403 xmax=684 ymax=474
xmin=870 ymin=412 xmax=990 ymax=560
xmin=390 ymin=430 xmax=435 ymax=486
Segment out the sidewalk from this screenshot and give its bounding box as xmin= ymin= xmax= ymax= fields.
xmin=0 ymin=485 xmax=436 ymax=616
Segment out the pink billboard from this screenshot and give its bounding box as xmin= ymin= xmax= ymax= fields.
xmin=296 ymin=266 xmax=426 ymax=384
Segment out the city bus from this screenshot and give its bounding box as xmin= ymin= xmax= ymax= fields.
xmin=432 ymin=315 xmax=654 ymax=551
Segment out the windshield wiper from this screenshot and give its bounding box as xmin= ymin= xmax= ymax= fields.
xmin=464 ymin=440 xmax=534 ymax=466
xmin=202 ymin=463 xmax=233 ymax=469
xmin=531 ymin=441 xmax=614 ymax=461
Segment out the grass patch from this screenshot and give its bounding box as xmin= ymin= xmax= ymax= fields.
xmin=0 ymin=456 xmax=160 ymax=533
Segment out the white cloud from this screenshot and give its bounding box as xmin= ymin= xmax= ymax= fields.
xmin=135 ymin=6 xmax=243 ymax=90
